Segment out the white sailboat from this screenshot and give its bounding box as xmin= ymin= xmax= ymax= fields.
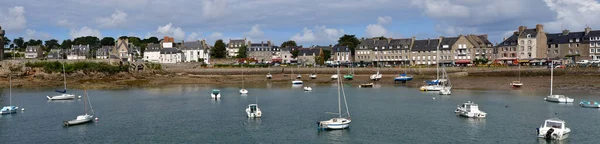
xmin=240 ymin=65 xmax=248 ymax=94
xmin=439 ymin=66 xmax=452 ymax=95
xmin=47 ymin=62 xmax=76 ymax=100
xmin=420 ymin=45 xmax=444 ymax=91
xmin=1 ymin=71 xmax=18 ymax=115
xmin=63 ymin=89 xmax=95 ymax=126
xmin=511 ymin=49 xmax=523 ymax=87
xmin=544 ymin=63 xmax=573 ymax=103
xmin=370 ymin=50 xmax=382 ymax=81
xmin=291 ymin=66 xmax=303 ymax=85
xmin=310 ymin=66 xmax=317 ymax=79
xmin=266 ymin=65 xmax=272 ymax=79
xmin=318 ymin=66 xmax=351 ymax=130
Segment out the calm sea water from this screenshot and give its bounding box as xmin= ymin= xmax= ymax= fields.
xmin=1 ymin=83 xmax=599 ymax=143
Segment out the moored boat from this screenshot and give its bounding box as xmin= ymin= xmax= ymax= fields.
xmin=310 ymin=73 xmax=317 ymax=79
xmin=303 ymin=86 xmax=312 ymax=91
xmin=579 ymin=100 xmax=600 ymax=108
xmin=0 ymin=106 xmax=18 ymax=115
xmin=510 ymin=81 xmax=523 ymax=88
xmin=454 ymin=101 xmax=486 ymax=118
xmin=211 ymin=89 xmax=221 ymax=99
xmin=246 ymin=104 xmax=262 ymax=118
xmin=64 ymin=90 xmax=95 ymax=127
xmin=394 ymin=73 xmax=413 ymax=82
xmin=318 ymin=66 xmax=352 ymax=130
xmin=292 ymin=80 xmax=304 ymax=85
xmin=359 ymin=83 xmax=373 ymax=88
xmin=537 ymin=118 xmax=570 ymax=140
xmin=545 ymin=62 xmax=573 ymax=103
xmin=330 ymin=74 xmax=339 ymax=80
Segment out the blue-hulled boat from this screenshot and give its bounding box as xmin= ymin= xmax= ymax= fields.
xmin=579 ymin=100 xmax=600 ymax=108
xmin=394 ymin=73 xmax=413 ymax=82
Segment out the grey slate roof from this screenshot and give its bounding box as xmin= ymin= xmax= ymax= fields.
xmin=160 ymin=48 xmax=182 ymax=54
xmin=547 ymin=32 xmax=586 ymax=44
xmin=70 ymin=45 xmax=90 ymax=56
xmin=439 ymin=37 xmax=459 ymax=50
xmin=374 ymin=39 xmax=388 ymax=48
xmin=582 ymin=30 xmax=600 ymax=41
xmin=181 ymin=41 xmax=205 ymax=50
xmin=519 ymin=29 xmax=539 ymax=38
xmin=97 ymin=46 xmax=112 ymax=56
xmin=388 ymin=38 xmax=412 ymax=50
xmin=146 ymin=44 xmax=161 ymax=52
xmin=357 ymin=38 xmax=376 ymax=50
xmin=411 ymin=39 xmax=440 ymax=51
xmin=498 ymin=35 xmax=518 ymax=47
xmin=333 ymin=46 xmax=350 ymax=53
xmin=298 ymin=48 xmax=319 ymax=56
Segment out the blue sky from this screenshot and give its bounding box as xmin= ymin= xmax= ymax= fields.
xmin=1 ymin=0 xmax=600 ymax=46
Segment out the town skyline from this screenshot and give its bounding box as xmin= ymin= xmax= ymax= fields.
xmin=1 ymin=0 xmax=599 ymax=46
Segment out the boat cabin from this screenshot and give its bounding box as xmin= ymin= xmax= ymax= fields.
xmin=248 ymin=104 xmax=258 ymax=113
xmin=212 ymin=89 xmax=220 ymax=95
xmin=543 ymin=119 xmax=566 ymax=130
xmin=460 ymin=102 xmax=480 ymax=112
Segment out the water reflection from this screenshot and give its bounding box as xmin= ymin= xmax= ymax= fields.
xmin=245 ymin=118 xmax=262 ymax=131
xmin=318 ymin=129 xmax=350 ymax=144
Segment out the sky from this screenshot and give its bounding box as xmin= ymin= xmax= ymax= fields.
xmin=1 ymin=0 xmax=600 ymax=46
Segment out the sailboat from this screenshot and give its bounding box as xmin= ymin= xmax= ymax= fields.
xmin=240 ymin=65 xmax=249 ymax=94
xmin=343 ymin=63 xmax=354 ymax=80
xmin=439 ymin=66 xmax=452 ymax=95
xmin=266 ymin=65 xmax=272 ymax=79
xmin=310 ymin=65 xmax=317 ymax=79
xmin=370 ymin=51 xmax=382 ymax=81
xmin=544 ymin=62 xmax=573 ymax=103
xmin=511 ymin=49 xmax=523 ymax=87
xmin=291 ymin=66 xmax=303 ymax=85
xmin=420 ymin=46 xmax=444 ymax=91
xmin=395 ymin=65 xmax=414 ymax=82
xmin=47 ymin=62 xmax=76 ymax=100
xmin=318 ymin=66 xmax=351 ymax=130
xmin=1 ymin=71 xmax=18 ymax=115
xmin=63 ymin=89 xmax=95 ymax=126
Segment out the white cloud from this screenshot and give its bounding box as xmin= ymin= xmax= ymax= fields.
xmin=244 ymin=24 xmax=264 ymax=40
xmin=202 ymin=0 xmax=229 ymax=18
xmin=25 ymin=29 xmax=51 ymax=40
xmin=186 ymin=32 xmax=200 ymax=41
xmin=366 ymin=24 xmax=388 ymax=37
xmin=411 ymin=0 xmax=469 ymax=19
xmin=69 ymin=26 xmax=102 ymax=38
xmin=0 ymin=6 xmax=27 ymax=31
xmin=377 ymin=16 xmax=392 ymax=25
xmin=291 ymin=25 xmax=345 ymax=44
xmin=291 ymin=28 xmax=316 ymax=43
xmin=210 ymin=32 xmax=223 ymax=39
xmin=56 ymin=19 xmax=73 ymax=27
xmin=543 ymin=0 xmax=600 ymax=32
xmin=147 ymin=23 xmax=186 ymax=40
xmin=96 ymin=10 xmax=128 ymax=28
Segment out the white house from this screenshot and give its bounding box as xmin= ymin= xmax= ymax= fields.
xmin=144 ymin=44 xmax=161 ymax=63
xmin=181 ymin=40 xmax=210 ymax=63
xmin=25 ymin=45 xmax=43 ymax=59
xmin=97 ymin=46 xmax=111 ymax=59
xmin=159 ymin=48 xmax=182 ymax=63
xmin=333 ymin=46 xmax=351 ymax=63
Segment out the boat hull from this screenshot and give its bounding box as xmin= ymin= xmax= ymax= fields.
xmin=246 ymin=105 xmax=262 ymax=118
xmin=211 ymin=93 xmax=221 ymax=99
xmin=64 ymin=115 xmax=94 ymax=126
xmin=537 ymin=128 xmax=570 ymax=140
xmin=545 ymin=95 xmax=574 ymax=103
xmin=394 ymin=77 xmax=413 ymax=82
xmin=359 ymin=83 xmax=373 ymax=88
xmin=318 ymin=118 xmax=351 ymax=130
xmin=370 ymin=74 xmax=382 ymax=81
xmin=0 ymin=106 xmax=18 ymax=115
xmin=239 ymin=89 xmax=248 ymax=94
xmin=303 ymin=87 xmax=312 ymax=91
xmin=579 ymin=101 xmax=600 ymax=108
xmin=292 ymin=80 xmax=303 ymax=85
xmin=420 ymin=85 xmax=445 ymax=91
xmin=47 ymin=94 xmax=76 ymax=100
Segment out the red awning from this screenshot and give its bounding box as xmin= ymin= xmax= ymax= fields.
xmin=455 ymin=60 xmax=471 ymax=64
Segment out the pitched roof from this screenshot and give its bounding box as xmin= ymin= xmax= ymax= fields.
xmin=357 ymin=38 xmax=376 ymax=49
xmin=439 ymin=37 xmax=459 ymax=50
xmin=26 ymin=45 xmax=41 ymax=51
xmin=298 ymin=48 xmax=319 ymax=56
xmin=374 ymin=39 xmax=388 ymax=47
xmin=388 ymin=38 xmax=412 ymax=50
xmin=465 ymin=35 xmax=493 ymax=48
xmin=582 ymin=30 xmax=600 ymax=40
xmin=519 ymin=29 xmax=539 ymax=38
xmin=181 ymin=41 xmax=205 ymax=50
xmin=228 ymin=39 xmax=245 ymax=44
xmin=411 ymin=39 xmax=439 ymax=51
xmin=498 ymin=34 xmax=518 ymax=47
xmin=160 ymin=48 xmax=182 ymax=54
xmin=146 ymin=44 xmax=161 ymax=52
xmin=547 ymin=32 xmax=586 ymax=44
xmin=333 ymin=46 xmax=350 ymax=53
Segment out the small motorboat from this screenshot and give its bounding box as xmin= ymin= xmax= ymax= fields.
xmin=0 ymin=106 xmax=18 ymax=115
xmin=545 ymin=95 xmax=574 ymax=103
xmin=537 ymin=118 xmax=571 ymax=140
xmin=266 ymin=73 xmax=272 ymax=79
xmin=330 ymin=74 xmax=339 ymax=80
xmin=579 ymin=100 xmax=600 ymax=108
xmin=47 ymin=94 xmax=76 ymax=100
xmin=310 ymin=73 xmax=317 ymax=79
xmin=359 ymin=83 xmax=373 ymax=88
xmin=510 ymin=81 xmax=523 ymax=88
xmin=296 ymin=74 xmax=302 ymax=79
xmin=292 ymin=80 xmax=303 ymax=85
xmin=239 ymin=88 xmax=248 ymax=94
xmin=343 ymin=74 xmax=353 ymax=80
xmin=303 ymin=86 xmax=312 ymax=91
xmin=246 ymin=104 xmax=262 ymax=118
xmin=211 ymin=89 xmax=221 ymax=99
xmin=420 ymin=85 xmax=444 ymax=91
xmin=455 ymin=101 xmax=486 ymax=118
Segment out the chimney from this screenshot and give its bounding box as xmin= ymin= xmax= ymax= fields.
xmin=585 ymin=26 xmax=592 ymax=35
xmin=388 ymin=38 xmax=392 ymax=43
xmin=261 ymin=41 xmax=263 ymax=44
xmin=536 ymin=24 xmax=544 ymax=33
xmin=562 ymin=30 xmax=569 ymax=36
xmin=427 ymin=38 xmax=431 ymax=44
xmin=267 ymin=40 xmax=271 ymax=45
xmin=513 ymin=31 xmax=519 ymax=35
xmin=518 ymin=26 xmax=526 ymax=34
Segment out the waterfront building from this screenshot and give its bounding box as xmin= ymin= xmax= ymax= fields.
xmin=181 ymin=40 xmax=210 ymax=63
xmin=25 ymin=45 xmax=43 ymax=59
xmin=67 ymin=44 xmax=90 ymax=60
xmin=227 ymin=38 xmax=246 ymax=58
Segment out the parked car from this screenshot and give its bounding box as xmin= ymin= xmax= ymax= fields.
xmin=591 ymin=59 xmax=600 ymax=64
xmin=554 ymin=65 xmax=565 ymax=68
xmin=576 ymin=60 xmax=590 ymax=64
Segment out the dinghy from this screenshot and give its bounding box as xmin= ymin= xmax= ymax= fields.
xmin=579 ymin=100 xmax=600 ymax=108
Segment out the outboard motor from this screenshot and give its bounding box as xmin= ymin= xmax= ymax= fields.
xmin=545 ymin=128 xmax=554 ymax=140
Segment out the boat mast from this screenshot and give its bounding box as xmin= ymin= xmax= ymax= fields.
xmin=341 ymin=69 xmax=350 ymax=118
xmin=550 ymin=61 xmax=553 ymax=96
xmin=337 ymin=66 xmax=341 ymax=118
xmin=86 ymin=90 xmax=94 ymax=115
xmin=9 ymin=70 xmax=11 ymax=106
xmin=436 ymin=44 xmax=440 ymax=80
xmin=518 ymin=44 xmax=521 ymax=81
xmin=241 ymin=65 xmax=244 ymax=89
xmin=84 ymin=89 xmax=87 ymax=115
xmin=62 ymin=62 xmax=67 ymax=91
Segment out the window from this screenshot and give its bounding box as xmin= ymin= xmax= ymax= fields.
xmin=569 ymin=50 xmax=573 ymax=54
xmin=576 ymin=38 xmax=580 ymax=42
xmin=548 ymin=44 xmax=552 ymax=48
xmin=527 ymin=40 xmax=532 ymax=45
xmin=528 ymin=46 xmax=532 ymax=51
xmin=576 ymin=50 xmax=580 ymax=54
xmin=591 ymin=43 xmax=595 ymax=47
xmin=527 ymin=34 xmax=531 ymax=38
xmin=591 ymin=49 xmax=596 ymax=53
xmin=520 ymin=40 xmax=524 ymax=45
xmin=554 ymin=50 xmax=558 ymax=54
xmin=569 ymin=39 xmax=573 ymax=43
xmin=521 ymin=46 xmax=524 ymax=51
xmin=568 ymin=44 xmax=571 ymax=47
xmin=528 ymin=53 xmax=532 ymax=58
xmin=576 ymin=44 xmax=580 ymax=47
xmin=555 ymin=44 xmax=558 ymax=48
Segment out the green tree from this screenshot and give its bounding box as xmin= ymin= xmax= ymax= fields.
xmin=280 ymin=40 xmax=297 ymax=48
xmin=44 ymin=39 xmax=60 ymax=53
xmin=143 ymin=37 xmax=159 ymax=44
xmin=100 ymin=37 xmax=115 ymax=46
xmin=291 ymin=49 xmax=299 ymax=58
xmin=210 ymin=39 xmax=227 ymax=58
xmin=236 ymin=45 xmax=248 ymax=58
xmin=13 ymin=37 xmax=24 ymax=49
xmin=25 ymin=39 xmax=43 ymax=46
xmin=323 ymin=49 xmax=332 ymax=62
xmin=3 ymin=36 xmax=10 ymax=47
xmin=73 ymin=36 xmax=100 ymax=46
xmin=61 ymin=39 xmax=73 ymax=49
xmin=128 ymin=37 xmax=142 ymax=47
xmin=336 ymin=34 xmax=360 ymax=56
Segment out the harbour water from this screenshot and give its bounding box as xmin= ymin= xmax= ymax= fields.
xmin=1 ymin=84 xmax=598 ymax=143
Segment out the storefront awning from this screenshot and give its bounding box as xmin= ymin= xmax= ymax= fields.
xmin=518 ymin=60 xmax=530 ymax=63
xmin=455 ymin=60 xmax=472 ymax=64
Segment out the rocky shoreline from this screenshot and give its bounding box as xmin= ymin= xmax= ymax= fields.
xmin=1 ymin=67 xmax=599 ymax=94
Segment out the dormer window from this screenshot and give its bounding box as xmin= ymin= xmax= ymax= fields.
xmin=526 ymin=34 xmax=531 ymax=38
xmin=576 ymin=38 xmax=580 ymax=42
xmin=569 ymin=39 xmax=573 ymax=43
xmin=375 ymin=47 xmax=378 ymax=50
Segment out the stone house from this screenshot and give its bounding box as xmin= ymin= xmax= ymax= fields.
xmin=227 ymin=38 xmax=246 ymax=58
xmin=247 ymin=41 xmax=274 ymax=63
xmin=497 ymin=25 xmax=548 ymax=64
xmin=143 ymin=44 xmax=161 ymax=63
xmin=355 ymin=38 xmax=375 ymax=64
xmin=297 ymin=48 xmax=320 ymax=65
xmin=385 ymin=38 xmax=413 ymax=65
xmin=46 ymin=49 xmax=63 ymax=59
xmin=25 ymin=45 xmax=43 ymax=59
xmin=465 ymin=35 xmax=494 ymax=61
xmin=97 ymin=46 xmax=112 ymax=59
xmin=546 ymin=30 xmax=588 ymax=63
xmin=411 ymin=38 xmax=441 ymax=65
xmin=67 ymin=44 xmax=90 ymax=60
xmin=582 ymin=27 xmax=600 ymax=60
xmin=159 ymin=48 xmax=183 ymax=63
